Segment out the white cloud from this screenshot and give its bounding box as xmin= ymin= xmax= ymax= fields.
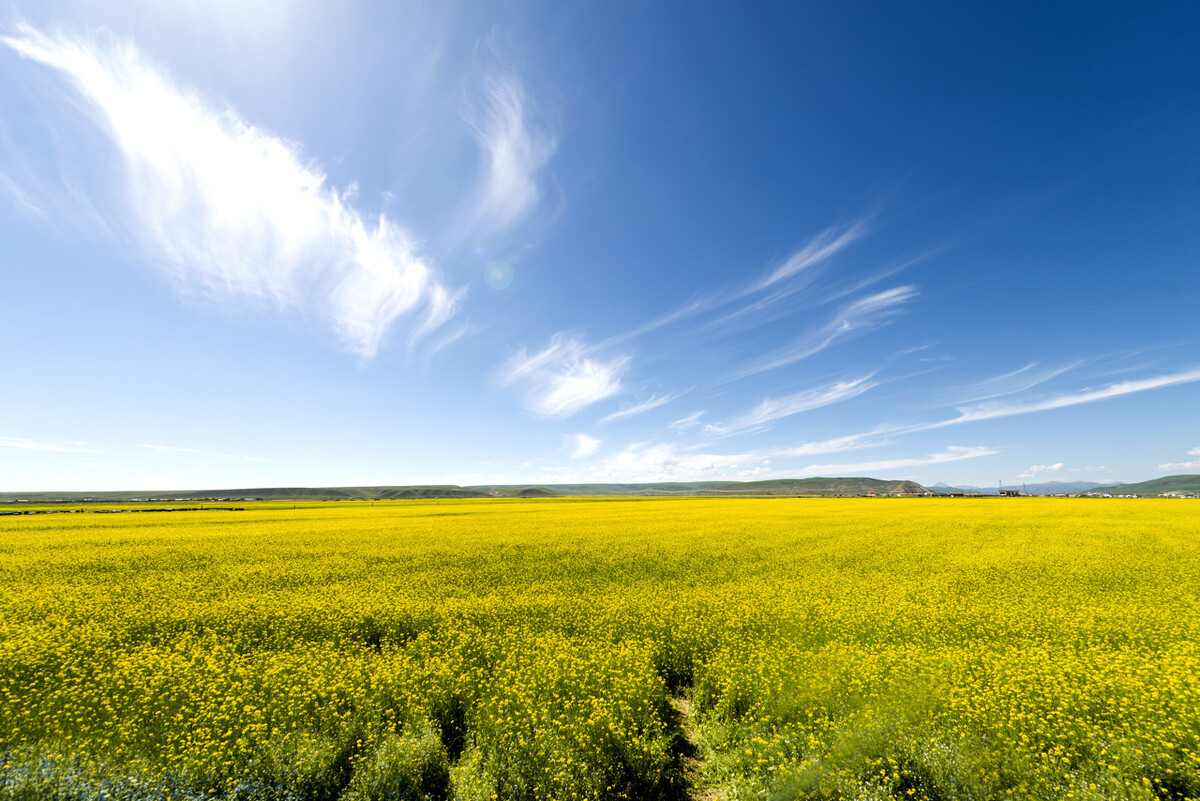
xmin=567 ymin=434 xmax=601 ymax=459
xmin=551 ymin=440 xmax=992 ymax=484
xmin=614 ymin=428 xmax=889 ymax=483
xmin=1156 ymin=460 xmax=1200 ymax=472
xmin=710 ymin=374 xmax=877 ymax=435
xmin=140 ymin=444 xmax=197 ymax=453
xmin=592 ymin=443 xmax=761 ymax=483
xmin=460 ymin=49 xmax=556 ymax=242
xmin=738 ymin=285 xmax=918 ymax=378
xmin=3 ymin=24 xmax=457 ymax=360
xmin=1156 ymin=447 xmax=1200 ymax=472
xmin=0 ymin=436 xmax=89 ymax=453
xmin=501 ymin=334 xmax=627 ymax=417
xmin=600 ymin=393 xmax=681 ymax=424
xmin=1018 ymin=462 xmax=1064 ymax=479
xmin=795 ymin=446 xmax=996 ymax=476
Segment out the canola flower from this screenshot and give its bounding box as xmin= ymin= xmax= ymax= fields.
xmin=0 ymin=497 xmax=1198 ymax=800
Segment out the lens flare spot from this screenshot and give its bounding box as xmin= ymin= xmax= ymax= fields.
xmin=484 ymin=259 xmax=514 ymax=290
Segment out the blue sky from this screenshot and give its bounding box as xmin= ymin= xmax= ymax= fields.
xmin=2 ymin=1 xmax=1198 ymax=491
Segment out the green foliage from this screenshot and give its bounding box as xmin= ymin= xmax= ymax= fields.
xmin=342 ymin=725 xmax=449 ymax=801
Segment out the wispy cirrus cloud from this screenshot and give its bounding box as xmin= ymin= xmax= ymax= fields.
xmin=795 ymin=445 xmax=996 ymax=477
xmin=141 ymin=443 xmax=264 ymax=461
xmin=600 ymin=297 xmax=713 ymax=349
xmin=951 ymin=360 xmax=1083 ymax=405
xmin=774 ymin=366 xmax=1200 ymax=455
xmin=600 ymin=393 xmax=682 ymax=424
xmin=748 ymin=219 xmax=871 ymax=294
xmin=0 ymin=170 xmax=46 ymax=220
xmin=460 ymin=45 xmax=556 ymax=243
xmin=676 ymin=426 xmax=892 ymax=463
xmin=943 ymin=367 xmax=1200 ymax=427
xmin=501 ymin=334 xmax=627 ymax=418
xmin=708 ymin=373 xmax=878 ymax=435
xmin=0 ymin=436 xmax=89 ymax=453
xmin=3 ymin=23 xmax=458 ymax=360
xmin=602 ymin=216 xmax=878 ymax=348
xmin=735 ymin=285 xmax=918 ymax=378
xmin=670 ymin=411 xmax=705 ymax=431
xmin=774 ymin=429 xmax=892 ymax=458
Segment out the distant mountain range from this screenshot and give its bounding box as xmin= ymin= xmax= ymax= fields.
xmin=930 ymin=480 xmax=1123 ymax=495
xmin=931 ymin=476 xmax=1199 ymax=496
xmin=3 ymin=475 xmax=1197 ymax=503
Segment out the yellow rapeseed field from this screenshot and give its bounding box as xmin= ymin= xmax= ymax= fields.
xmin=1 ymin=498 xmax=1198 ymax=800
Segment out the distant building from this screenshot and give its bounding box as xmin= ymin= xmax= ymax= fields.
xmin=999 ymin=489 xmax=1021 ymax=497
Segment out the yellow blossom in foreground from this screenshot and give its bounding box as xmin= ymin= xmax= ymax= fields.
xmin=0 ymin=498 xmax=1197 ymax=800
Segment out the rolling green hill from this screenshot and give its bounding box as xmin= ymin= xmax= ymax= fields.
xmin=0 ymin=485 xmax=493 ymax=503
xmin=469 ymin=481 xmax=738 ymax=496
xmin=513 ymin=487 xmax=560 ymax=498
xmin=0 ymin=477 xmax=931 ymax=503
xmin=1093 ymin=475 xmax=1200 ymax=496
xmin=700 ymin=477 xmax=928 ymax=496
xmin=472 ymin=477 xmax=929 ymax=497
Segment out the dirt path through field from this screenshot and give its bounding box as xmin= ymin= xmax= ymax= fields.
xmin=670 ymin=696 xmax=721 ymax=801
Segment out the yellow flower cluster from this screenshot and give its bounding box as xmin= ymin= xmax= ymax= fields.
xmin=1 ymin=497 xmax=1197 ymax=800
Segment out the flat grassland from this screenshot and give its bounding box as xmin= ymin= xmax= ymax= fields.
xmin=1 ymin=498 xmax=1198 ymax=800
